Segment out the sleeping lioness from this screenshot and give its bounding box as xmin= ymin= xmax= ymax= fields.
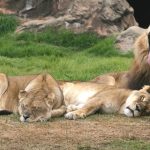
xmin=18 ymin=81 xmax=150 ymax=122
xmin=18 ymin=74 xmax=65 ymax=122
xmin=0 ymin=73 xmax=65 ymax=121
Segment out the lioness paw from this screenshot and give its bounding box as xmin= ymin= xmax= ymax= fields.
xmin=65 ymin=112 xmax=75 ymax=120
xmin=39 ymin=118 xmax=47 ymax=122
xmin=65 ymin=111 xmax=86 ymax=120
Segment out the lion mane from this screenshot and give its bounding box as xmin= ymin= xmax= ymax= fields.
xmin=92 ymin=26 xmax=150 ymax=90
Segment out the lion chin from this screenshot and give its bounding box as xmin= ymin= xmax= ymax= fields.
xmin=92 ymin=26 xmax=150 ymax=90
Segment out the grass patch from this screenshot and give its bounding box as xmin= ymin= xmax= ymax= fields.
xmin=77 ymin=139 xmax=150 ymax=150
xmin=0 ymin=34 xmax=71 ymax=58
xmin=101 ymin=139 xmax=150 ymax=150
xmin=0 ymin=14 xmax=18 ymax=36
xmin=86 ymin=37 xmax=132 ymax=57
xmin=16 ymin=28 xmax=100 ymax=50
xmin=0 ymin=28 xmax=132 ymax=59
xmin=0 ymin=25 xmax=132 ymax=80
xmin=0 ymin=16 xmax=132 ymax=80
xmin=0 ymin=26 xmax=132 ymax=80
xmin=0 ymin=55 xmax=131 ymax=80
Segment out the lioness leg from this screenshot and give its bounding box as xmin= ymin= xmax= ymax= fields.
xmin=65 ymin=98 xmax=102 ymax=120
xmin=51 ymin=105 xmax=66 ymax=118
xmin=67 ymin=104 xmax=85 ymax=112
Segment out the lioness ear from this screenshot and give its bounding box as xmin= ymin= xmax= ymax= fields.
xmin=45 ymin=74 xmax=59 ymax=88
xmin=19 ymin=90 xmax=27 ymax=98
xmin=141 ymin=85 xmax=150 ymax=93
xmin=25 ymin=74 xmax=44 ymax=92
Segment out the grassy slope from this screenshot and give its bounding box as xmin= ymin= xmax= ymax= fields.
xmin=0 ymin=15 xmax=150 ymax=149
xmin=0 ymin=28 xmax=132 ymax=80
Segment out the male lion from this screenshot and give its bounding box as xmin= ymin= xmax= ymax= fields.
xmin=92 ymin=26 xmax=150 ymax=90
xmin=18 ymin=81 xmax=150 ymax=121
xmin=0 ymin=73 xmax=65 ymax=122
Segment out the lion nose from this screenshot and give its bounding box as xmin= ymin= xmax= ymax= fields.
xmin=23 ymin=114 xmax=30 ymax=120
xmin=135 ymin=105 xmax=141 ymax=112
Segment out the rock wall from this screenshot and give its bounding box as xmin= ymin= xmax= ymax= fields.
xmin=1 ymin=0 xmax=137 ymax=36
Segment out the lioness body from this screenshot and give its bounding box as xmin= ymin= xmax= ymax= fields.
xmin=18 ymin=80 xmax=150 ymax=121
xmin=62 ymin=82 xmax=130 ymax=113
xmin=61 ymin=82 xmax=150 ymax=119
xmin=0 ymin=73 xmax=37 ymax=113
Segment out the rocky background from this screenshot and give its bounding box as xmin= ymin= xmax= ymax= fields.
xmin=0 ymin=0 xmax=147 ymax=51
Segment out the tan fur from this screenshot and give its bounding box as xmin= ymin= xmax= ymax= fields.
xmin=92 ymin=26 xmax=150 ymax=90
xmin=0 ymin=73 xmax=37 ymax=113
xmin=18 ymin=80 xmax=150 ymax=121
xmin=18 ymin=74 xmax=65 ymax=122
xmin=63 ymin=83 xmax=150 ymax=119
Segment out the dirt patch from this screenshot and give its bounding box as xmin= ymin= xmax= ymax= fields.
xmin=0 ymin=114 xmax=150 ymax=150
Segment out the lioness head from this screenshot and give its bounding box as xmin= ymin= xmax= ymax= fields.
xmin=18 ymin=74 xmax=63 ymax=122
xmin=124 ymin=85 xmax=150 ymax=117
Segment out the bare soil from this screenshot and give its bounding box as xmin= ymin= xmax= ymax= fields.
xmin=0 ymin=114 xmax=150 ymax=150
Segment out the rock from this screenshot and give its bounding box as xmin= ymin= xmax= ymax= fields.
xmin=115 ymin=26 xmax=146 ymax=52
xmin=16 ymin=16 xmax=68 ymax=33
xmin=0 ymin=1 xmax=15 ymax=14
xmin=0 ymin=8 xmax=15 ymax=14
xmin=3 ymin=0 xmax=137 ymax=36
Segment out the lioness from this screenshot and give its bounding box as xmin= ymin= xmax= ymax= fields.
xmin=18 ymin=74 xmax=66 ymax=122
xmin=18 ymin=81 xmax=150 ymax=121
xmin=0 ymin=73 xmax=65 ymax=122
xmin=92 ymin=26 xmax=150 ymax=90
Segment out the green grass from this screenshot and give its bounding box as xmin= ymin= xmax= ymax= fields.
xmin=78 ymin=140 xmax=150 ymax=150
xmin=0 ymin=14 xmax=18 ymax=36
xmin=102 ymin=140 xmax=150 ymax=150
xmin=0 ymin=16 xmax=132 ymax=80
xmin=0 ymin=34 xmax=132 ymax=79
xmin=15 ymin=28 xmax=100 ymax=50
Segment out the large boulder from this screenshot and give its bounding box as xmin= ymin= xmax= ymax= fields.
xmin=115 ymin=26 xmax=146 ymax=52
xmin=4 ymin=0 xmax=137 ymax=36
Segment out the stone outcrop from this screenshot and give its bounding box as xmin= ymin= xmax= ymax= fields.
xmin=1 ymin=0 xmax=137 ymax=36
xmin=0 ymin=0 xmax=15 ymax=14
xmin=115 ymin=26 xmax=146 ymax=52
